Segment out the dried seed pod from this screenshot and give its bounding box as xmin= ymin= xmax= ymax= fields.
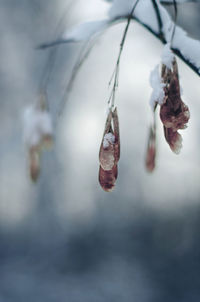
xmin=99 ymin=131 xmax=115 ymax=171
xmin=99 ymin=108 xmax=120 ymax=171
xmin=164 ymin=126 xmax=182 ymax=154
xmin=145 ymin=126 xmax=156 ymax=172
xmin=98 ymin=107 xmax=120 ymax=191
xmin=29 ymin=147 xmax=40 ymax=182
xmin=160 ymin=58 xmax=190 ymax=153
xmin=99 ymin=165 xmax=118 ymax=192
xmin=112 ymin=107 xmax=120 ymax=162
xmin=41 ymin=134 xmax=54 ymax=150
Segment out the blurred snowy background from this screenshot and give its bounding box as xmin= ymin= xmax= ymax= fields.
xmin=1 ymin=0 xmax=200 ymax=301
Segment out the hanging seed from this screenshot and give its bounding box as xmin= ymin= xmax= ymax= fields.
xmin=99 ymin=109 xmax=117 ymax=171
xmin=112 ymin=107 xmax=120 ymax=162
xmin=145 ymin=126 xmax=156 ymax=172
xmin=29 ymin=147 xmax=40 ymax=182
xmin=160 ymin=58 xmax=190 ymax=153
xmin=98 ymin=107 xmax=120 ymax=191
xmin=163 ymin=126 xmax=182 ymax=154
xmin=41 ymin=133 xmax=54 ymax=150
xmin=99 ymin=165 xmax=118 ymax=192
xmin=99 ymin=131 xmax=115 ymax=171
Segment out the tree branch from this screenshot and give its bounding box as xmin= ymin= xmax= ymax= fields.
xmin=161 ymin=0 xmax=198 ymax=4
xmin=112 ymin=16 xmax=200 ymax=76
xmin=151 ymin=0 xmax=164 ymax=41
xmin=108 ymin=0 xmax=140 ymax=109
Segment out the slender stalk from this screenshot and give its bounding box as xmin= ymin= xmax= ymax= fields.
xmin=112 ymin=15 xmax=200 ymax=76
xmin=170 ymin=0 xmax=177 ymax=46
xmin=151 ymin=0 xmax=164 ymax=40
xmin=108 ymin=0 xmax=140 ymax=109
xmin=57 ymin=39 xmax=96 ymax=118
xmin=39 ymin=0 xmax=74 ymax=101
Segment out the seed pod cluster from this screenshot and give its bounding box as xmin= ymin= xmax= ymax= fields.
xmin=99 ymin=108 xmax=120 ymax=192
xmin=160 ymin=59 xmax=190 ymax=154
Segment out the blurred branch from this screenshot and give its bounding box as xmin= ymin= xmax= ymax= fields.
xmin=57 ymin=39 xmax=96 ymax=117
xmin=161 ymin=0 xmax=199 ymax=3
xmin=108 ymin=0 xmax=140 ymax=109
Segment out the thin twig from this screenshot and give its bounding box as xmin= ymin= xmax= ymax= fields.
xmin=108 ymin=0 xmax=140 ymax=109
xmin=161 ymin=0 xmax=198 ymax=4
xmin=39 ymin=0 xmax=74 ymax=96
xmin=113 ymin=15 xmax=200 ymax=76
xmin=57 ymin=38 xmax=97 ymax=118
xmin=170 ymin=0 xmax=177 ymax=46
xmin=151 ymin=0 xmax=164 ymax=41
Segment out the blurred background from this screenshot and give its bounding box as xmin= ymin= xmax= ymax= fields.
xmin=0 ymin=0 xmax=200 ymax=301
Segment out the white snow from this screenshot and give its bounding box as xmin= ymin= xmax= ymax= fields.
xmin=109 ymin=0 xmax=200 ymax=73
xmin=149 ymin=65 xmax=165 ymax=110
xmin=103 ymin=132 xmax=115 ymax=148
xmin=162 ymin=43 xmax=174 ymax=69
xmin=171 ymin=27 xmax=200 ymax=72
xmin=46 ymin=0 xmax=200 ymax=74
xmin=108 ymin=0 xmax=160 ymax=33
xmin=23 ymin=105 xmax=53 ymax=148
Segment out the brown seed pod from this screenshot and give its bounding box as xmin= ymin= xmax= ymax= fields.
xmin=145 ymin=126 xmax=156 ymax=172
xmin=29 ymin=147 xmax=40 ymax=182
xmin=160 ymin=59 xmax=190 ymax=153
xmin=99 ymin=107 xmax=120 ymax=191
xmin=99 ymin=108 xmax=120 ymax=171
xmin=163 ymin=126 xmax=182 ymax=154
xmin=112 ymin=107 xmax=120 ymax=163
xmin=99 ymin=165 xmax=118 ymax=192
xmin=41 ymin=134 xmax=54 ymax=150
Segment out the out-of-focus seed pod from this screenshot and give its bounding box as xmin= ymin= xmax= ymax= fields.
xmin=99 ymin=165 xmax=118 ymax=192
xmin=41 ymin=134 xmax=54 ymax=150
xmin=37 ymin=90 xmax=48 ymax=111
xmin=160 ymin=59 xmax=190 ymax=153
xmin=145 ymin=126 xmax=156 ymax=172
xmin=29 ymin=147 xmax=40 ymax=182
xmin=23 ymin=90 xmax=54 ymax=182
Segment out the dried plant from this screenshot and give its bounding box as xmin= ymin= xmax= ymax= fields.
xmin=23 ymin=92 xmax=53 ymax=182
xmin=145 ymin=124 xmax=156 ymax=172
xmin=160 ymin=59 xmax=190 ymax=153
xmin=99 ymin=108 xmax=120 ymax=192
xmin=33 ymin=0 xmax=200 ymax=188
xmin=29 ymin=146 xmax=40 ymax=182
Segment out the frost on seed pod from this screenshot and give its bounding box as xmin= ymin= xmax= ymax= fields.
xmin=99 ymin=107 xmax=120 ymax=192
xmin=160 ymin=58 xmax=190 ymax=154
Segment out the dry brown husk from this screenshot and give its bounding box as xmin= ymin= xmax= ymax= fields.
xmin=99 ymin=107 xmax=120 ymax=191
xmin=160 ymin=59 xmax=190 ymax=154
xmin=145 ymin=125 xmax=156 ymax=172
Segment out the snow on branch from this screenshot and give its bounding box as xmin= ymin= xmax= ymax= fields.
xmin=38 ymin=20 xmax=111 ymax=49
xmin=38 ymin=0 xmax=200 ymax=76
